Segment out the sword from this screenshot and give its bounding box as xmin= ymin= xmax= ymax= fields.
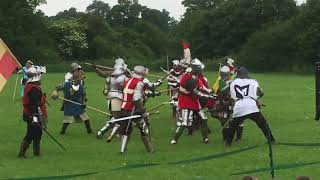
xmin=42 ymin=127 xmax=66 ymax=151
xmin=106 ymin=102 xmax=172 ymax=124
xmin=108 ymin=115 xmax=142 ymax=124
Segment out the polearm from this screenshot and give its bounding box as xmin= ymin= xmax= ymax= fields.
xmin=12 ymin=73 xmax=19 ymax=102
xmin=57 ymin=97 xmax=111 ymax=117
xmin=160 ymin=67 xmax=178 ymax=81
xmin=85 ymin=62 xmax=114 ymax=70
xmin=166 ymin=54 xmax=169 ymax=71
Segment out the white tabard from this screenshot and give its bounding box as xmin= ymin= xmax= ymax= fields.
xmin=230 ymin=78 xmax=260 ymax=118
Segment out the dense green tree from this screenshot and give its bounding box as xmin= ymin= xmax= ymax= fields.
xmin=0 ymin=0 xmax=58 ymax=64
xmin=238 ymin=0 xmax=320 ymax=71
xmin=180 ymin=0 xmax=298 ymax=59
xmin=53 ymin=7 xmax=84 ymax=20
xmin=86 ymin=0 xmax=111 ymax=19
xmin=49 ymin=18 xmax=88 ymax=60
xmin=109 ymin=0 xmax=142 ymax=27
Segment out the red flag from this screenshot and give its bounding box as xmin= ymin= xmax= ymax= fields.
xmin=0 ymin=39 xmax=22 ymax=93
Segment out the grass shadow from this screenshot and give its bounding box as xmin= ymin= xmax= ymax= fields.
xmin=168 ymin=145 xmax=259 ymax=165
xmin=0 ymin=172 xmax=99 ymax=180
xmin=231 ymin=161 xmax=320 ymax=176
xmin=278 ymin=142 xmax=320 ymax=147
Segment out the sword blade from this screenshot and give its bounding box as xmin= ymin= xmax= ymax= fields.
xmin=108 ymin=115 xmax=142 ymax=123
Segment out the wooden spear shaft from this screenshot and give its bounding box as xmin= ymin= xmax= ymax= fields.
xmin=58 ymin=97 xmax=111 ymax=116
xmin=12 ymin=73 xmax=19 ymax=102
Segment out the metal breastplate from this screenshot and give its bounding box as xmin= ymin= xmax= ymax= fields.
xmin=107 ymin=74 xmax=126 ymax=99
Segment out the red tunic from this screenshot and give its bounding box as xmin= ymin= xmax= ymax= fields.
xmin=198 ymin=73 xmax=217 ymax=108
xmin=121 ymin=77 xmax=143 ymax=110
xmin=23 ymin=83 xmax=48 ymax=118
xmin=227 ymin=64 xmax=235 ymax=74
xmin=198 ymin=74 xmax=208 ymax=89
xmin=178 ymin=73 xmax=201 ymax=110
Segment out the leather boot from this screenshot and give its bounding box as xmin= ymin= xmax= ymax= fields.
xmin=84 ymin=120 xmax=92 ymax=134
xmin=33 ymin=140 xmax=41 ymax=156
xmin=235 ymin=126 xmax=244 ymax=141
xmin=18 ymin=140 xmax=30 ymax=158
xmin=142 ymin=136 xmax=154 ymax=153
xmin=60 ymin=123 xmax=69 ymax=135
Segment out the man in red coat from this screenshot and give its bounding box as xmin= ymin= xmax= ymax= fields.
xmin=171 ymin=59 xmax=215 ymax=144
xmin=18 ymin=66 xmax=47 ymax=158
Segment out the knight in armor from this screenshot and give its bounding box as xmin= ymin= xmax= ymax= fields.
xmin=118 ymin=66 xmax=155 ymax=153
xmin=18 ymin=66 xmax=47 ymax=158
xmin=93 ymin=58 xmax=128 ymax=140
xmin=105 ymin=74 xmax=162 ymax=144
xmin=167 ymin=60 xmax=182 ymax=119
xmin=179 ymin=59 xmax=189 ymax=74
xmin=210 ymin=66 xmax=244 ymax=141
xmin=223 ymin=67 xmax=276 ymax=146
xmin=52 ymin=71 xmax=92 ymax=135
xmin=182 ymin=41 xmax=191 ymax=64
xmin=191 ymin=68 xmax=213 ymax=135
xmin=65 ymin=63 xmax=85 ymax=83
xmin=170 ymin=59 xmax=215 ymax=145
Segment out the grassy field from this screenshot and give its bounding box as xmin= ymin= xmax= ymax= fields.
xmin=0 ymin=71 xmax=319 ymax=180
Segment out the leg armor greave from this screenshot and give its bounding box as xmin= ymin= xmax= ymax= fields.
xmin=142 ymin=136 xmax=154 ymax=153
xmin=97 ymin=118 xmax=115 ymax=138
xmin=120 ymin=135 xmax=129 ymax=153
xmin=107 ymin=124 xmax=120 ymax=142
xmin=179 ymin=109 xmax=193 ymax=127
xmin=197 ymin=110 xmax=209 ymax=142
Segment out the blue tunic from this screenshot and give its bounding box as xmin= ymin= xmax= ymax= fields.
xmin=63 ymin=82 xmax=85 ymax=116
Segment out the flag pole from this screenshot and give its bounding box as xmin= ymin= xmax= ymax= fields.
xmin=0 ymin=38 xmax=22 ymax=68
xmin=12 ymin=73 xmax=19 ymax=102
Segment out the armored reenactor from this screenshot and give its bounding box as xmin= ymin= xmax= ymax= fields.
xmin=65 ymin=63 xmax=85 ymax=83
xmin=182 ymin=41 xmax=191 ymax=64
xmin=170 ymin=59 xmax=215 ymax=144
xmin=18 ymin=66 xmax=47 ymax=158
xmin=52 ymin=71 xmax=92 ymax=135
xmin=167 ymin=60 xmax=182 ymax=118
xmin=18 ymin=60 xmax=33 ymax=97
xmin=210 ymin=66 xmax=244 ymax=141
xmin=192 ymin=70 xmax=213 ymax=135
xmin=94 ymin=58 xmax=128 ymax=139
xmin=118 ymin=66 xmax=154 ymax=153
xmin=223 ymin=67 xmax=276 ymax=146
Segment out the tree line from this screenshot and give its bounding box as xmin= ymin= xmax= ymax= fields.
xmin=0 ymin=0 xmax=319 ymax=72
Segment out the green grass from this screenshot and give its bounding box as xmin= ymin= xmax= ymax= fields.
xmin=0 ymin=72 xmax=319 ymax=180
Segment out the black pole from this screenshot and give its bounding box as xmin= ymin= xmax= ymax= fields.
xmin=267 ymin=126 xmax=275 ymax=179
xmin=42 ymin=127 xmax=66 ymax=151
xmin=315 ymin=62 xmax=320 ymax=121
